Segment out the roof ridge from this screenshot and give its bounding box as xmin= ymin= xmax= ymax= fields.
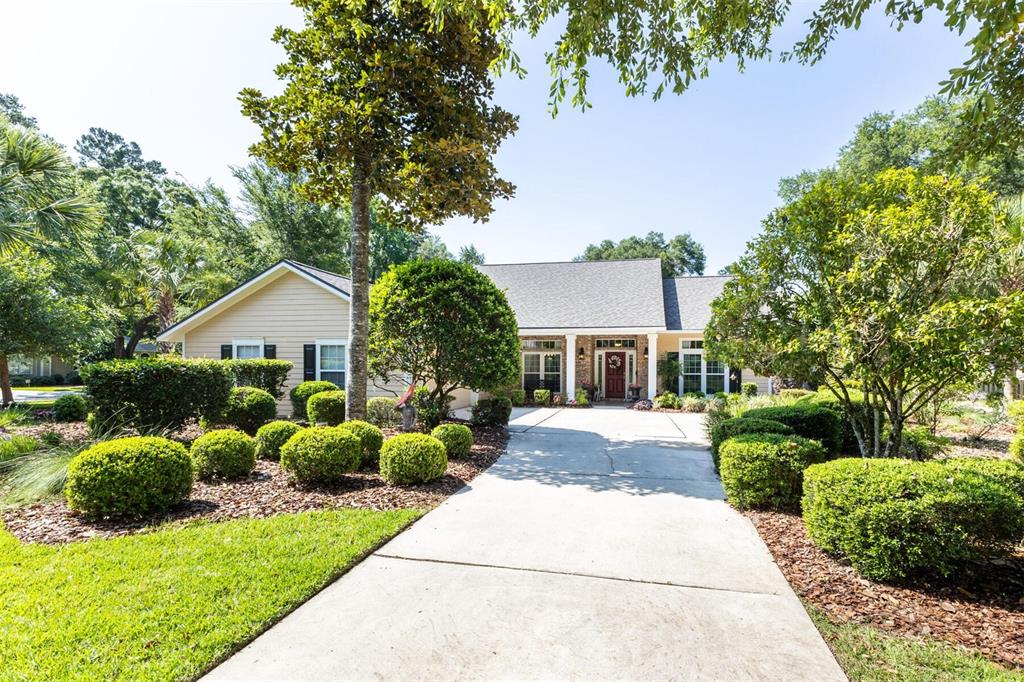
xmin=665 ymin=274 xmax=733 ymax=281
xmin=480 ymin=257 xmax=662 ymax=267
xmin=284 ymin=259 xmax=350 ymax=280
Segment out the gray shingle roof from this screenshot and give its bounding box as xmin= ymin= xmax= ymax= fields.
xmin=477 ymin=259 xmax=667 ymax=330
xmin=285 ymin=260 xmax=352 ymax=296
xmin=663 ymin=276 xmax=731 ymax=331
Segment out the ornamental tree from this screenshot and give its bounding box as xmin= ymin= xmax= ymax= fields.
xmin=241 ymin=0 xmax=516 ymax=419
xmin=368 ymin=260 xmax=519 ymax=410
xmin=705 ymin=169 xmax=1024 ymax=457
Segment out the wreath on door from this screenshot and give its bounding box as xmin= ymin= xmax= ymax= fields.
xmin=607 ymin=354 xmax=623 ymax=370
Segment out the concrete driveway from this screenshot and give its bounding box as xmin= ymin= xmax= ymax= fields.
xmin=206 ymin=407 xmax=844 ymax=681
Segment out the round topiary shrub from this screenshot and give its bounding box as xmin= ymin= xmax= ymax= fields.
xmin=289 ymin=380 xmax=338 ymax=419
xmin=337 ymin=420 xmax=384 ymax=467
xmin=65 ymin=436 xmax=193 ymax=519
xmin=431 ymin=423 xmax=473 ymax=459
xmin=255 ymin=420 xmax=304 ymax=460
xmin=710 ymin=417 xmax=794 ymax=468
xmin=222 ymin=386 xmax=277 ymax=435
xmin=379 ymin=433 xmax=447 ymax=485
xmin=190 ymin=429 xmax=256 ymax=480
xmin=307 ymin=390 xmax=346 ymax=426
xmin=718 ymin=433 xmax=827 ymax=510
xmin=53 ymin=393 xmax=88 ymax=422
xmin=366 ymin=396 xmax=400 ymax=428
xmin=742 ymin=404 xmax=844 ymax=455
xmin=470 ymin=397 xmax=512 ymax=426
xmin=803 ymin=457 xmax=1024 ymax=581
xmin=279 ymin=426 xmax=360 ymax=484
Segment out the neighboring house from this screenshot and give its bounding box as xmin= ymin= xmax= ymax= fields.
xmin=157 ymin=258 xmax=767 ymax=409
xmin=8 ymin=355 xmax=74 ymax=381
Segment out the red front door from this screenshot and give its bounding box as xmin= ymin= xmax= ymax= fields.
xmin=604 ymin=352 xmax=626 ymax=399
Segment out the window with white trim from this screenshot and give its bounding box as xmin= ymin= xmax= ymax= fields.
xmin=522 ymin=352 xmax=561 ymax=393
xmin=678 ymin=340 xmax=729 ymax=395
xmin=317 ymin=340 xmax=347 ymax=388
xmin=232 ymin=339 xmax=264 ymax=359
xmin=596 ymin=339 xmax=636 ymax=349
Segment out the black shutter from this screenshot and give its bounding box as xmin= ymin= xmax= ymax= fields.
xmin=264 ymin=344 xmax=276 ymax=359
xmin=303 ymin=344 xmax=316 ymax=381
xmin=220 ymin=344 xmax=233 ymax=360
xmin=729 ymin=368 xmax=742 ymax=394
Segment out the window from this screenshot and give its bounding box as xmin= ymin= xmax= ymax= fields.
xmin=678 ymin=341 xmax=729 ymax=395
xmin=522 ymin=352 xmax=561 ymax=393
xmin=522 ymin=339 xmax=562 ymax=350
xmin=681 ymin=340 xmax=704 ymax=349
xmin=232 ymin=339 xmax=264 ymax=359
xmin=705 ymin=359 xmax=726 ymax=394
xmin=596 ymin=339 xmax=636 ymax=349
xmin=8 ymin=355 xmax=33 ymax=375
xmin=317 ymin=340 xmax=347 ymax=388
xmin=682 ymin=352 xmax=702 ymax=394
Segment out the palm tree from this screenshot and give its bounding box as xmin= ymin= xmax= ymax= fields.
xmin=0 ymin=122 xmax=96 ymax=253
xmin=998 ymin=193 xmax=1024 ymax=399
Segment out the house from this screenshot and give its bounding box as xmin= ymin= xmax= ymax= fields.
xmin=156 ymin=258 xmax=767 ymax=409
xmin=7 ymin=355 xmax=75 ymax=384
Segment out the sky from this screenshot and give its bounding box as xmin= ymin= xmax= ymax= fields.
xmin=3 ymin=1 xmax=970 ymax=274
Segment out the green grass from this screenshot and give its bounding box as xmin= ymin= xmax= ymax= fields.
xmin=11 ymin=386 xmax=82 ymax=393
xmin=809 ymin=607 xmax=1023 ymax=681
xmin=0 ymin=508 xmax=421 ymax=681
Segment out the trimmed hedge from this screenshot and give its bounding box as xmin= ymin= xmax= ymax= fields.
xmin=307 ymin=390 xmax=346 ymax=425
xmin=741 ymin=382 xmax=758 ymax=397
xmin=255 ymin=420 xmax=304 ymax=460
xmin=939 ymin=457 xmax=1024 ymax=499
xmin=532 ymin=389 xmax=551 ymax=406
xmin=337 ymin=420 xmax=384 ymax=466
xmin=379 ymin=433 xmax=447 ymax=485
xmin=189 ymin=429 xmax=256 ymax=480
xmin=742 ymin=404 xmax=843 ymax=455
xmin=81 ymin=358 xmax=232 ymax=431
xmin=221 ymin=386 xmax=277 ymax=435
xmin=279 ymin=426 xmax=360 ymax=484
xmin=227 ymin=359 xmax=293 ymax=399
xmin=509 ymin=389 xmax=526 ymax=406
xmin=65 ymin=436 xmax=193 ymax=519
xmin=366 ymin=396 xmax=400 ymax=428
xmin=471 ymin=397 xmax=511 ymax=426
xmin=719 ymin=433 xmax=827 ymax=510
xmin=431 ymin=423 xmax=473 ymax=458
xmin=289 ymin=380 xmax=337 ymax=419
xmin=803 ymin=458 xmax=1024 ymax=581
xmin=53 ymin=393 xmax=88 ymax=422
xmin=709 ymin=417 xmax=794 ymax=468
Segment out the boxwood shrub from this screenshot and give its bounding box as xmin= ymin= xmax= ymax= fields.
xmin=366 ymin=396 xmax=400 ymax=428
xmin=227 ymin=359 xmax=293 ymax=399
xmin=279 ymin=426 xmax=360 ymax=484
xmin=221 ymin=386 xmax=277 ymax=435
xmin=742 ymin=404 xmax=843 ymax=455
xmin=532 ymin=389 xmax=551 ymax=406
xmin=337 ymin=420 xmax=384 ymax=467
xmin=189 ymin=429 xmax=256 ymax=480
xmin=719 ymin=433 xmax=827 ymax=510
xmin=65 ymin=436 xmax=193 ymax=519
xmin=431 ymin=423 xmax=473 ymax=458
xmin=1011 ymin=434 xmax=1024 ymax=460
xmin=803 ymin=458 xmax=1024 ymax=581
xmin=509 ymin=389 xmax=526 ymax=406
xmin=307 ymin=390 xmax=346 ymax=425
xmin=53 ymin=393 xmax=88 ymax=422
xmin=289 ymin=380 xmax=337 ymax=419
xmin=255 ymin=420 xmax=304 ymax=460
xmin=81 ymin=358 xmax=232 ymax=431
xmin=379 ymin=433 xmax=448 ymax=485
xmin=471 ymin=397 xmax=512 ymax=426
xmin=709 ymin=417 xmax=794 ymax=468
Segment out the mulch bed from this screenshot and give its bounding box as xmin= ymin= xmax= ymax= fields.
xmin=2 ymin=425 xmax=507 ymax=545
xmin=746 ymin=509 xmax=1024 ymax=669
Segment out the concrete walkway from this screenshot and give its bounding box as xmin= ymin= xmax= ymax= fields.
xmin=206 ymin=407 xmax=844 ymax=681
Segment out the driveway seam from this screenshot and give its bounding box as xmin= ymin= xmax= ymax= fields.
xmin=490 ymin=468 xmax=719 ymax=484
xmin=373 ymin=553 xmax=781 ymax=597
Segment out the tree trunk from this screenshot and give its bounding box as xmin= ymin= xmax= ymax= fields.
xmin=0 ymin=354 xmax=13 ymax=407
xmin=158 ymin=288 xmax=176 ymax=353
xmin=113 ymin=335 xmax=126 ymax=359
xmin=125 ymin=314 xmax=156 ymax=359
xmin=346 ymin=153 xmax=371 ymax=420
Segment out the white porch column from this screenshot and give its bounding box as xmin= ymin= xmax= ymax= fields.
xmin=647 ymin=333 xmax=658 ymax=399
xmin=565 ymin=334 xmax=576 ymax=397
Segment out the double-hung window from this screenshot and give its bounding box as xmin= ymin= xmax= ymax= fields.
xmin=232 ymin=339 xmax=264 ymax=360
xmin=679 ymin=339 xmax=729 ymax=395
xmin=522 ymin=352 xmax=561 ymax=393
xmin=317 ymin=340 xmax=347 ymax=388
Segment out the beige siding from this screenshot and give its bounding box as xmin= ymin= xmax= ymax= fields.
xmin=654 ymin=332 xmax=767 ymax=395
xmin=741 ymin=369 xmax=773 ymax=395
xmin=183 ymin=270 xmax=349 ymax=410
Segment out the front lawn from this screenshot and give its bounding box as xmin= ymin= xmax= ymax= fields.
xmin=0 ymin=508 xmax=420 ymax=681
xmin=12 ymin=386 xmax=82 ymax=393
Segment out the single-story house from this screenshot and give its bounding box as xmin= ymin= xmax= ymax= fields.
xmin=7 ymin=355 xmax=75 ymax=383
xmin=156 ymin=258 xmax=768 ymax=409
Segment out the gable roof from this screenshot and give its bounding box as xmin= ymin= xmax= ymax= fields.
xmin=663 ymin=275 xmax=731 ymax=331
xmin=156 ymin=259 xmax=350 ymax=341
xmin=477 ymin=259 xmax=667 ymax=331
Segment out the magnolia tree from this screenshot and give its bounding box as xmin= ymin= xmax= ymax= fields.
xmin=368 ymin=260 xmax=519 ymax=413
xmin=706 ymin=169 xmax=1024 ymax=457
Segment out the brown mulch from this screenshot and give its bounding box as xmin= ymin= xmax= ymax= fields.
xmin=10 ymin=421 xmax=90 ymax=443
xmin=746 ymin=509 xmax=1024 ymax=669
xmin=2 ymin=425 xmax=507 ymax=545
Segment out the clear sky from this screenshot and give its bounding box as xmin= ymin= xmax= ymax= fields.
xmin=4 ymin=0 xmax=969 ymax=273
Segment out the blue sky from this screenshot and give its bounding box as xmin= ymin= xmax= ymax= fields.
xmin=4 ymin=1 xmax=968 ymax=273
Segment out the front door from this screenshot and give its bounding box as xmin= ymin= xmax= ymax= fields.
xmin=604 ymin=351 xmax=626 ymax=399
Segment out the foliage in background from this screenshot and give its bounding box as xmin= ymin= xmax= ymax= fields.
xmin=576 ymin=231 xmax=705 ymax=277
xmin=227 ymin=359 xmax=293 ymax=400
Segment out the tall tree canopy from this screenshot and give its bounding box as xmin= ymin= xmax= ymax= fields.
xmin=576 ymin=231 xmax=706 ymax=277
xmin=458 ymin=243 xmax=485 ymax=265
xmin=241 ymin=0 xmax=517 ymax=419
xmin=0 ymin=93 xmax=37 ymax=129
xmin=75 ymin=127 xmax=166 ymax=175
xmin=706 ymin=169 xmax=1024 ymax=457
